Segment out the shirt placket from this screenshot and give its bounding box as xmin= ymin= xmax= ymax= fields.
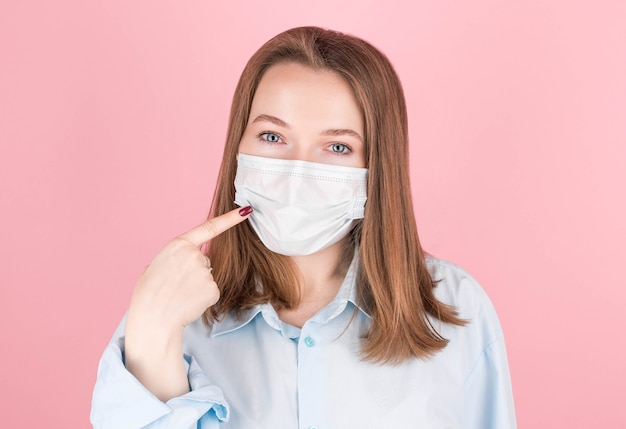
xmin=297 ymin=321 xmax=325 ymax=429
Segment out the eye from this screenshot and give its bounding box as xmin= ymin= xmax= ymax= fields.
xmin=329 ymin=143 xmax=351 ymax=154
xmin=259 ymin=132 xmax=283 ymax=143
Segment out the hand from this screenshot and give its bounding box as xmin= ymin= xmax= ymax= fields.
xmin=128 ymin=206 xmax=252 ymax=332
xmin=123 ymin=206 xmax=252 ymax=401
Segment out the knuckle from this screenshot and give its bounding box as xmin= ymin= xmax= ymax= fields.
xmin=201 ymin=221 xmax=219 ymax=239
xmin=168 ymin=238 xmax=188 ymax=252
xmin=209 ymin=283 xmax=221 ymax=306
xmin=195 ymin=252 xmax=209 ymax=266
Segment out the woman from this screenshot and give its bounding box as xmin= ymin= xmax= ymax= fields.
xmin=91 ymin=26 xmax=516 ymax=428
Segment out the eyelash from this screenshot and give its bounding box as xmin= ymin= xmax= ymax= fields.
xmin=257 ymin=131 xmax=284 ymax=144
xmin=328 ymin=143 xmax=352 ymax=156
xmin=256 ymin=132 xmax=353 ymax=156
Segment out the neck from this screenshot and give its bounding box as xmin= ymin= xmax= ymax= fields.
xmin=277 ymin=238 xmax=352 ymax=327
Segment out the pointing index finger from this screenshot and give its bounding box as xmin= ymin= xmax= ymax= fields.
xmin=179 ymin=206 xmax=252 ymax=247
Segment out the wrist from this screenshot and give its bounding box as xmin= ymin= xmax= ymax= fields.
xmin=124 ymin=320 xmax=189 ymax=401
xmin=125 ymin=312 xmax=184 ymax=358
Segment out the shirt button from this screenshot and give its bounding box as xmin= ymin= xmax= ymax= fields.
xmin=303 ymin=336 xmax=315 ymax=347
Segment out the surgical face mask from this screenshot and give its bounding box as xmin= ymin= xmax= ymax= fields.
xmin=234 ymin=153 xmax=368 ymax=256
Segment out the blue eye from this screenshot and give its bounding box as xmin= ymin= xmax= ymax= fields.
xmin=330 ymin=143 xmax=350 ymax=154
xmin=260 ymin=132 xmax=281 ymax=143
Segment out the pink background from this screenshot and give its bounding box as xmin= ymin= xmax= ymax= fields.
xmin=1 ymin=0 xmax=625 ymax=427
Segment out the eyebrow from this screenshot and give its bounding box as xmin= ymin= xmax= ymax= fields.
xmin=322 ymin=128 xmax=363 ymax=142
xmin=252 ymin=114 xmax=289 ymax=128
xmin=252 ymin=114 xmax=363 ymax=142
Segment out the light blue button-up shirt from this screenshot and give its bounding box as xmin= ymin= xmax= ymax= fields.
xmin=91 ymin=256 xmax=516 ymax=428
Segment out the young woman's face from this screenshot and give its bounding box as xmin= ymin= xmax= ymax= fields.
xmin=238 ymin=63 xmax=366 ymax=168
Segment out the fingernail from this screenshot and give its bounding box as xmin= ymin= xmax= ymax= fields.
xmin=239 ymin=206 xmax=253 ymax=216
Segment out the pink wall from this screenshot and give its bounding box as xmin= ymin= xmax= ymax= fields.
xmin=1 ymin=0 xmax=625 ymax=427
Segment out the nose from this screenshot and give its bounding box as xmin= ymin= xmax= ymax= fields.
xmin=289 ymin=145 xmax=317 ymax=163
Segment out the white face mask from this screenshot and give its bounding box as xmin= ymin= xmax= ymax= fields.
xmin=234 ymin=153 xmax=368 ymax=256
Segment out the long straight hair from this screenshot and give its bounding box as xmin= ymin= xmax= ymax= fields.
xmin=205 ymin=26 xmax=465 ymax=363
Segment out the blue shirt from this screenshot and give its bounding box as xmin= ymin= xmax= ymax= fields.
xmin=91 ymin=256 xmax=516 ymax=428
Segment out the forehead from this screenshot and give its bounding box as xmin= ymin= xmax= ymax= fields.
xmin=249 ymin=62 xmax=363 ymax=129
xmin=254 ymin=63 xmax=351 ymax=98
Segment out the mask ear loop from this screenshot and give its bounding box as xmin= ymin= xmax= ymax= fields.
xmin=350 ymin=182 xmax=368 ymax=220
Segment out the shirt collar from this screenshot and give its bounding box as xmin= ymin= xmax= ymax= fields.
xmin=210 ymin=249 xmax=370 ymax=337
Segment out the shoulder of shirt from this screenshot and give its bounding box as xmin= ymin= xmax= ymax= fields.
xmin=424 ymin=254 xmax=499 ymax=324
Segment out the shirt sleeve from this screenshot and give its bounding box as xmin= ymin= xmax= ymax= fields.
xmin=90 ymin=319 xmax=230 ymax=429
xmin=429 ymin=258 xmax=517 ymax=428
xmin=463 ymin=335 xmax=517 ymax=429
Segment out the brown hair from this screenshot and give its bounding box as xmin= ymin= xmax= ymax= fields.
xmin=205 ymin=26 xmax=465 ymax=363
